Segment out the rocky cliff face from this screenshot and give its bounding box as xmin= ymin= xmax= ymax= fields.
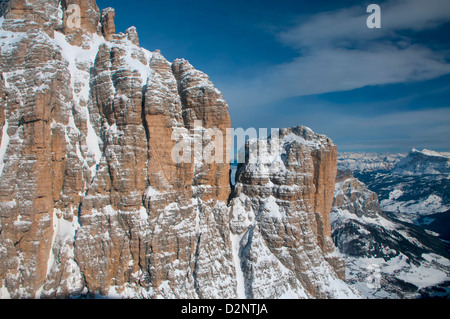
xmin=229 ymin=127 xmax=356 ymax=298
xmin=0 ymin=0 xmax=353 ymax=299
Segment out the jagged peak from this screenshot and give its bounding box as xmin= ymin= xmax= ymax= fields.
xmin=409 ymin=148 xmax=450 ymax=159
xmin=268 ymin=125 xmax=335 ymax=150
xmin=100 ymin=6 xmax=115 ymax=41
xmin=125 ymin=26 xmax=139 ymax=46
xmin=0 ymin=0 xmax=124 ymax=47
xmin=101 ymin=6 xmax=114 ymax=15
xmin=172 ymin=58 xmax=216 ymax=89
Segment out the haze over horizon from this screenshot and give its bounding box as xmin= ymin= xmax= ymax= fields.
xmin=98 ymin=0 xmax=450 ymax=153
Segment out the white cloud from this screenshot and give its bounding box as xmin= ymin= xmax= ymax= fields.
xmin=222 ymin=43 xmax=450 ymax=110
xmin=222 ymin=0 xmax=450 ymax=108
xmin=279 ymin=0 xmax=450 ymax=48
xmin=272 ymin=44 xmax=450 ymax=96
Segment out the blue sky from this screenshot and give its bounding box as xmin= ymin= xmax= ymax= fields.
xmin=98 ymin=0 xmax=450 ymax=153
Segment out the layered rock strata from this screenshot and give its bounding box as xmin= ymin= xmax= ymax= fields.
xmin=0 ymin=0 xmax=355 ymax=299
xmin=0 ymin=0 xmax=233 ymax=299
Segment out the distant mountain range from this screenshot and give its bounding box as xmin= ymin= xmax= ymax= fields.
xmin=337 ymin=152 xmax=406 ymax=173
xmin=350 ymin=149 xmax=450 ymax=238
xmin=332 ymin=148 xmax=450 ymax=298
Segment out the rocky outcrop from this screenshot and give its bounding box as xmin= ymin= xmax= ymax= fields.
xmin=0 ymin=0 xmax=355 ymax=299
xmin=61 ymin=0 xmax=102 ymax=46
xmin=1 ymin=0 xmax=62 ymax=36
xmin=333 ymin=170 xmax=381 ymax=219
xmin=100 ymin=8 xmax=115 ymax=41
xmin=229 ymin=127 xmax=356 ymax=298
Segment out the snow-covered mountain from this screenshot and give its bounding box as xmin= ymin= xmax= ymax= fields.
xmin=229 ymin=127 xmax=359 ymax=299
xmin=331 ymin=170 xmax=450 ymax=298
xmin=338 ymin=152 xmax=406 ymax=173
xmin=333 ymin=149 xmax=450 ymax=298
xmin=351 ymin=149 xmax=450 ymax=237
xmin=1 ymin=0 xmax=447 ymax=300
xmin=0 ymin=0 xmax=356 ymax=299
xmin=392 ymin=148 xmax=450 ymax=176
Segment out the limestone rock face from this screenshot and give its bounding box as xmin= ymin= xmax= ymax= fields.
xmin=0 ymin=13 xmax=73 ymax=298
xmin=0 ymin=0 xmax=356 ymax=299
xmin=61 ymin=0 xmax=102 ymax=42
xmin=1 ymin=0 xmax=62 ymax=36
xmin=101 ymin=8 xmax=115 ymax=41
xmin=333 ymin=170 xmax=382 ymax=219
xmin=0 ymin=0 xmax=235 ymax=299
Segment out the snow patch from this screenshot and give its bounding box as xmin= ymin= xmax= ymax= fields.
xmin=331 ymin=208 xmax=396 ymax=231
xmin=0 ymin=279 xmax=11 ymax=299
xmin=53 ymin=32 xmax=104 ymax=170
xmin=0 ymin=118 xmax=10 ymax=177
xmin=145 ymin=186 xmax=161 ymax=197
xmin=0 ymin=27 xmax=27 ymax=54
xmin=123 ymin=47 xmax=153 ymax=85
xmin=36 ymin=208 xmax=82 ymax=298
xmin=139 ymin=206 xmax=149 ymax=221
xmin=262 ymin=196 xmax=284 ymax=219
xmin=389 ymin=189 xmax=403 ymax=200
xmin=86 ymin=106 xmax=102 ymax=166
xmin=381 ymin=194 xmax=449 ymax=218
xmin=230 ymin=233 xmax=246 ymax=299
xmin=282 ymin=133 xmax=321 ymax=149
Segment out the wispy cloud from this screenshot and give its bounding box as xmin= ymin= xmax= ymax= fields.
xmin=279 ymin=0 xmax=450 ymax=48
xmin=222 ymin=0 xmax=450 ymax=109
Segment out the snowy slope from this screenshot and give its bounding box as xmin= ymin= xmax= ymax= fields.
xmin=331 ymin=173 xmax=450 ymax=299
xmin=341 ymin=149 xmax=450 ymax=236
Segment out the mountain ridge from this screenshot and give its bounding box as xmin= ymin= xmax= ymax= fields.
xmin=0 ymin=0 xmax=355 ymax=299
xmin=331 ymin=169 xmax=450 ymax=298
